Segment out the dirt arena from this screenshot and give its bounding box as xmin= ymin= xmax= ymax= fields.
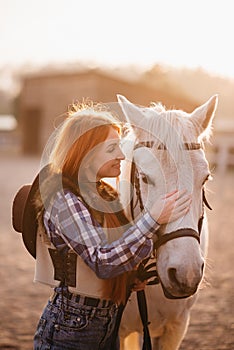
xmin=0 ymin=152 xmax=233 ymax=349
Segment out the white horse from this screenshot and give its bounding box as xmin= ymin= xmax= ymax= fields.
xmin=117 ymin=94 xmax=218 ymax=350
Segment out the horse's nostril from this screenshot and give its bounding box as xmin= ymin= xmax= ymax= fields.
xmin=168 ymin=268 xmax=179 ymax=285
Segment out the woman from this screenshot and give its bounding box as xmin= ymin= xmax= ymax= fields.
xmin=33 ymin=101 xmax=191 ymax=349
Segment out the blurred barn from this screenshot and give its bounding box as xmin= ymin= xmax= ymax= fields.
xmin=17 ymin=68 xmax=198 ymax=155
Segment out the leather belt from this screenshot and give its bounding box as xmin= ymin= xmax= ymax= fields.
xmin=51 ymin=290 xmax=114 ymax=308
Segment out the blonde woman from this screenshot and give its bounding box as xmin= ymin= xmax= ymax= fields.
xmin=30 ymin=102 xmax=190 ymax=350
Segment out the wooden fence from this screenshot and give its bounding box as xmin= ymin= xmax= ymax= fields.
xmin=206 ymin=121 xmax=234 ymax=173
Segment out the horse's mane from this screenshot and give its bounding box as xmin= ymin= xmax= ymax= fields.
xmin=130 ymin=102 xmax=212 ymax=166
xmin=148 ymin=103 xmax=211 ymax=149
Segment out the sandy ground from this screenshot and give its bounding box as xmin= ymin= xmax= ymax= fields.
xmin=0 ymin=152 xmax=233 ymax=350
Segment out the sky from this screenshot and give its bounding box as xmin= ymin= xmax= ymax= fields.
xmin=0 ymin=0 xmax=234 ymax=80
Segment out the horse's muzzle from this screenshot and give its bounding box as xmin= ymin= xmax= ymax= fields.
xmin=160 ymin=277 xmax=200 ymax=299
xmin=156 ymin=228 xmax=203 ymax=299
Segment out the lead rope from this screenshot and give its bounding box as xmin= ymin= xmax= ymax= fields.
xmin=137 ymin=290 xmax=152 ymax=350
xmin=130 ymin=159 xmax=154 ymax=349
xmin=136 ymin=255 xmax=160 ymax=350
xmin=135 ymin=188 xmax=212 ymax=349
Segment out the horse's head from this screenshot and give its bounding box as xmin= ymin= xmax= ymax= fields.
xmin=118 ymin=94 xmax=218 ymax=299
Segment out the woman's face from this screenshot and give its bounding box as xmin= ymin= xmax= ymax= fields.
xmin=83 ymin=127 xmax=125 ymax=181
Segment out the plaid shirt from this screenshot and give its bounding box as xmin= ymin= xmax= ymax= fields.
xmin=43 ymin=189 xmax=159 ymax=279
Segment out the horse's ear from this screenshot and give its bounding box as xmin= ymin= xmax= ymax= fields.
xmin=190 ymin=95 xmax=218 ymax=136
xmin=117 ymin=94 xmax=147 ymax=128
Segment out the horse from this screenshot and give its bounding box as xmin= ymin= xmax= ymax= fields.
xmin=117 ymin=94 xmax=218 ymax=350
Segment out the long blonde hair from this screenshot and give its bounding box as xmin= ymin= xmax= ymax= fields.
xmin=49 ymin=102 xmax=132 ymax=304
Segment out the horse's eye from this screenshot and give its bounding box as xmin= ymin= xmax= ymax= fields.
xmin=140 ymin=174 xmax=154 ymax=185
xmin=142 ymin=175 xmax=149 ymax=184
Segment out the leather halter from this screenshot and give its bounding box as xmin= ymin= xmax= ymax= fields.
xmin=130 ymin=140 xmax=212 ymax=250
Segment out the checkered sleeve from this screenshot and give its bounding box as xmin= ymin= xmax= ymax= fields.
xmin=45 ymin=190 xmax=159 ymax=279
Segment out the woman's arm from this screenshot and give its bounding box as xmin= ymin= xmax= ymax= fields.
xmin=44 ymin=190 xmax=158 ymax=279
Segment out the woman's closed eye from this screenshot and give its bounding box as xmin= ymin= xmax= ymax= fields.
xmin=106 ymin=143 xmax=118 ymax=153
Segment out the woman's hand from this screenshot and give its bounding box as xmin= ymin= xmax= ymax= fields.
xmin=149 ymin=190 xmax=191 ymax=225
